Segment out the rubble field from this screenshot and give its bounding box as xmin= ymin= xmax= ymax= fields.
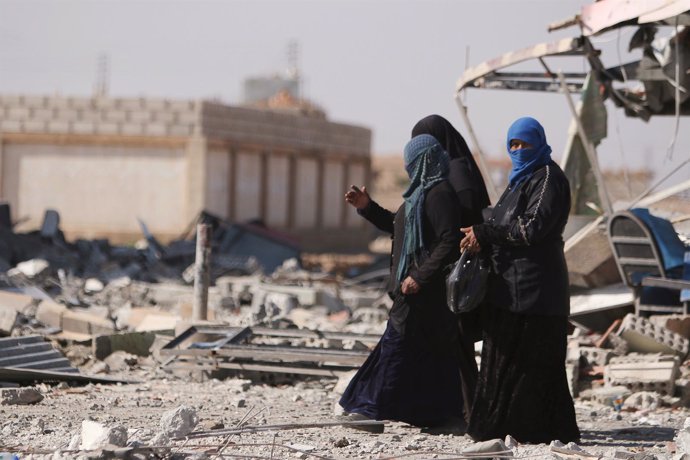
xmin=3 ymin=208 xmax=690 ymax=459
xmin=3 ymin=372 xmax=690 ymax=460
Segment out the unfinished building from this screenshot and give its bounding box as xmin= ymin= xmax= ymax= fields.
xmin=0 ymin=95 xmax=372 ymax=251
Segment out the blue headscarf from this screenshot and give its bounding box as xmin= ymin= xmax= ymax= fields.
xmin=506 ymin=117 xmax=552 ymax=186
xmin=397 ymin=134 xmax=449 ymax=283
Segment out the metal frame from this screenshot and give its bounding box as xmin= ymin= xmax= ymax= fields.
xmin=607 ymin=210 xmax=690 ymax=315
xmin=160 ymin=325 xmax=380 ymax=377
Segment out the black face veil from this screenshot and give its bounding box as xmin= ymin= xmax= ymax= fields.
xmin=411 ymin=114 xmax=490 ymax=210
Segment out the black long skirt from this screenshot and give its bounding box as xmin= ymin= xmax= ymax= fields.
xmin=467 ymin=307 xmax=580 ymax=444
xmin=339 ymin=317 xmax=464 ymax=427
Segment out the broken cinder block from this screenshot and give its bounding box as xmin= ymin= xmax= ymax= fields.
xmin=605 ymin=354 xmax=679 ymax=396
xmin=617 ymin=313 xmax=689 ymax=358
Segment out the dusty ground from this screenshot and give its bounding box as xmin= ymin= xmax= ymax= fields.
xmin=1 ymin=362 xmax=689 ymax=460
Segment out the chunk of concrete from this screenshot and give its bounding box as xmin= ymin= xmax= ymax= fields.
xmin=623 ymin=391 xmax=662 ymax=411
xmin=92 ymin=331 xmax=156 ymax=360
xmin=462 ymin=438 xmax=512 ymax=457
xmin=159 ymin=405 xmax=198 ymax=438
xmin=617 ymin=314 xmax=689 ymax=358
xmin=0 ymin=387 xmax=43 ymax=405
xmin=605 ymin=355 xmax=679 ymax=396
xmin=134 ymin=313 xmax=179 ymax=333
xmin=9 ymin=259 xmax=49 ymax=278
xmin=649 ymin=314 xmax=690 ymax=340
xmin=0 ymin=306 xmax=18 ymax=335
xmin=0 ymin=290 xmax=34 ymax=312
xmin=103 ymin=351 xmax=138 ymax=372
xmin=565 ymin=219 xmax=620 ymax=288
xmin=80 ymin=420 xmax=127 ymax=450
xmin=84 ymin=278 xmax=104 ymax=293
xmin=579 ymin=346 xmax=615 ymax=367
xmin=62 ymin=309 xmax=115 ymax=336
xmin=35 ymin=300 xmax=67 ymax=329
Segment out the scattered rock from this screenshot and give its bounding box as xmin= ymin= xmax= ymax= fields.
xmin=0 ymin=387 xmax=43 ymax=405
xmin=159 ymin=405 xmax=199 ymax=438
xmin=80 ymin=420 xmax=127 ymax=450
xmin=624 ymin=392 xmax=662 ymax=411
xmin=104 ymin=350 xmax=139 ymax=372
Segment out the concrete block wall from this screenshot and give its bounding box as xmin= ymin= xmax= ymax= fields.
xmin=0 ymin=94 xmax=372 ymax=251
xmin=0 ymin=95 xmax=200 ymax=137
xmin=201 ymin=103 xmax=371 ymax=157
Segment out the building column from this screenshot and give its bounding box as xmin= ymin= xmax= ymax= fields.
xmin=286 ymin=154 xmax=297 ymax=229
xmin=227 ymin=148 xmax=237 ymax=222
xmin=340 ymin=158 xmax=349 ymax=228
xmin=315 ymin=155 xmax=325 ymax=229
xmin=259 ymin=151 xmax=269 ymax=222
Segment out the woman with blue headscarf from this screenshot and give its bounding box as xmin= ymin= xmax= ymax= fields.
xmin=460 ymin=117 xmax=580 ymax=443
xmin=339 ymin=134 xmax=465 ymax=430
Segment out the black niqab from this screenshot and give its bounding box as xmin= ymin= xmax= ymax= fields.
xmin=412 ymin=115 xmax=491 ymax=223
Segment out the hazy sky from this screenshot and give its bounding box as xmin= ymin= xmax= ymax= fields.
xmin=2 ymin=0 xmax=689 ymax=187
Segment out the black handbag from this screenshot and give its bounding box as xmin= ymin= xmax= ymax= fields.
xmin=446 ymin=250 xmax=489 ymax=314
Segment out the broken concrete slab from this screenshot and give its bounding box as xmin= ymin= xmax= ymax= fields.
xmin=93 ymin=331 xmax=157 ymax=360
xmin=0 ymin=387 xmax=43 ymax=405
xmin=617 ymin=313 xmax=689 ymax=357
xmin=569 ymin=283 xmax=634 ymax=332
xmin=605 ymin=355 xmax=679 ymax=396
xmin=62 ymin=309 xmax=115 ymax=336
xmin=565 ymin=217 xmax=621 ymax=288
xmin=80 ymin=420 xmax=127 ymax=450
xmin=134 ymin=313 xmax=179 ymax=333
xmin=0 ymin=290 xmax=34 ymax=313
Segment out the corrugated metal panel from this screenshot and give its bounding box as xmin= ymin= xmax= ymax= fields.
xmin=0 ymin=335 xmax=76 ymax=373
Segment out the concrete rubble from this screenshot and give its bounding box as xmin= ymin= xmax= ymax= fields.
xmin=2 ymin=206 xmax=690 ymax=459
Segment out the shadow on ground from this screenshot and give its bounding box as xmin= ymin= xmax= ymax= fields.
xmin=580 ymin=427 xmax=676 ymax=448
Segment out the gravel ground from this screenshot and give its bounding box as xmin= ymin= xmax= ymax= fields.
xmin=1 ymin=366 xmax=689 ymax=460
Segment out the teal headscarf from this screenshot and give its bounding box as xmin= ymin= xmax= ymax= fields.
xmin=397 ymin=134 xmax=449 ymax=284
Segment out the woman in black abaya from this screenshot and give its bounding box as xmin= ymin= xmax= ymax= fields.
xmin=339 ymin=134 xmax=463 ymax=428
xmin=412 ymin=114 xmax=490 ymax=420
xmin=460 ymin=117 xmax=580 ymax=444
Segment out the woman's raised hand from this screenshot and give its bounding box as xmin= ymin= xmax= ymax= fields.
xmin=344 ymin=185 xmax=370 ymax=210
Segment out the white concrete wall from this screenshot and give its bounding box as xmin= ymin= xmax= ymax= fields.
xmin=322 ymin=161 xmax=344 ymax=228
xmin=205 ymin=150 xmax=230 ymax=218
xmin=266 ymin=155 xmax=289 ymax=227
xmin=2 ymin=143 xmax=187 ymax=236
xmin=294 ymin=158 xmax=318 ymax=228
xmin=234 ymin=152 xmax=261 ymax=222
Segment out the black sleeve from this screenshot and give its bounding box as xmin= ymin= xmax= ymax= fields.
xmin=474 ymin=165 xmax=568 ymax=248
xmin=408 ymin=186 xmax=461 ymax=287
xmin=357 ymin=199 xmax=395 ymax=234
